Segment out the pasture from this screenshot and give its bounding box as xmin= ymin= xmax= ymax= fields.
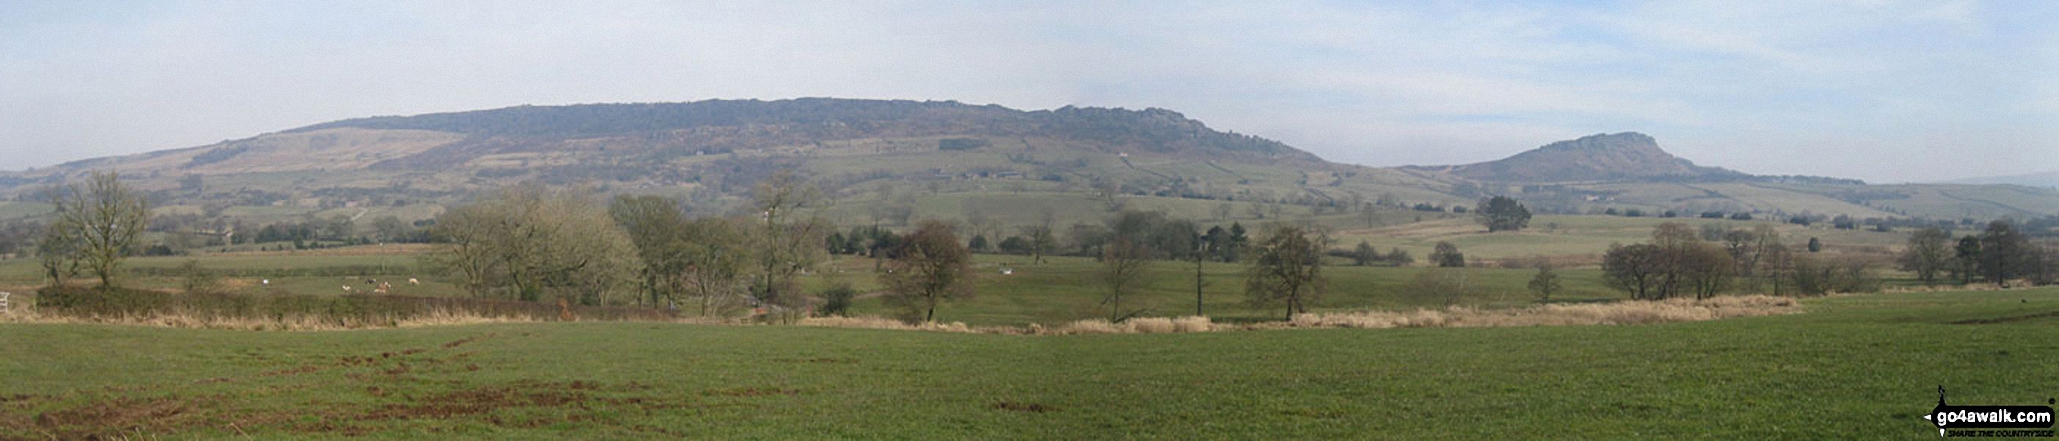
xmin=0 ymin=249 xmax=1628 ymax=328
xmin=1 ymin=288 xmax=2053 ymax=439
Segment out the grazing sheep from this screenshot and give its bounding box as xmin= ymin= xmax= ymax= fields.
xmin=342 ymin=285 xmax=353 ymax=292
xmin=408 ymin=278 xmax=419 ymax=285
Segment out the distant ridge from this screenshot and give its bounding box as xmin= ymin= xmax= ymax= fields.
xmin=1428 ymin=132 xmax=1748 ymax=183
xmin=2 ymin=100 xmax=2050 ymax=222
xmin=1945 ymin=170 xmax=2059 ymax=189
xmin=289 ymin=98 xmax=1324 ymax=166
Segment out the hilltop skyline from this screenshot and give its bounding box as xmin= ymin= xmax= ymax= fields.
xmin=3 ymin=1 xmax=2055 ymax=183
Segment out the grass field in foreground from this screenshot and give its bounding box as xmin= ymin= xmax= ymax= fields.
xmin=2 ymin=288 xmax=2055 ymax=439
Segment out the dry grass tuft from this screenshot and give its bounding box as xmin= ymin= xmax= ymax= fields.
xmin=0 ymin=307 xmax=534 ymax=331
xmin=2 ymin=289 xmax=1794 ymax=336
xmin=1265 ymin=295 xmax=1799 ymax=330
xmin=1052 ymin=319 xmax=1125 ymax=335
xmin=1128 ymin=318 xmax=1176 ymax=334
xmin=1044 ymin=316 xmax=1214 ymax=335
xmin=1171 ymin=316 xmax=1214 ymax=333
xmin=797 ymin=316 xmax=1009 ymax=334
xmin=1883 ymin=283 xmax=2008 ymax=294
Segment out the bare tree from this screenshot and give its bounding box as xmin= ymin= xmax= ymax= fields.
xmin=1679 ymin=242 xmax=1735 ymax=299
xmin=750 ymin=171 xmax=831 ymax=320
xmin=611 ymin=195 xmax=690 ymax=307
xmin=1898 ymin=227 xmax=1952 ymax=286
xmin=46 ymin=171 xmax=150 ymax=288
xmin=1406 ymin=267 xmax=1470 ymax=307
xmin=1020 ymin=209 xmax=1057 ymax=264
xmin=1977 ymin=221 xmax=2029 ymax=287
xmin=1190 ymin=231 xmax=1211 ymax=317
xmin=1750 ymin=224 xmax=1790 ymax=294
xmin=963 ymin=207 xmax=1000 ymax=246
xmin=1100 ymin=236 xmax=1156 ymax=322
xmin=881 ymin=220 xmax=975 ymax=323
xmin=1602 ymin=243 xmax=1662 ymax=300
xmin=428 ymin=184 xmax=639 ymax=305
xmin=36 ymin=216 xmax=82 ymax=286
xmin=1245 ymin=224 xmax=1327 ymax=320
xmin=1091 ymin=176 xmax=1124 ymax=211
xmin=679 ymin=217 xmax=751 ymax=317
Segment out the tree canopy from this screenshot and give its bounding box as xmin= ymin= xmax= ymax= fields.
xmin=1474 ymin=196 xmax=1532 ymax=232
xmin=881 ymin=220 xmax=975 ymax=323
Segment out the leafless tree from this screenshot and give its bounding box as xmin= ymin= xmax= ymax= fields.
xmin=1245 ymin=224 xmax=1327 ymax=320
xmin=45 ymin=171 xmax=150 ymax=288
xmin=1100 ymin=236 xmax=1156 ymax=322
xmin=881 ymin=220 xmax=975 ymax=323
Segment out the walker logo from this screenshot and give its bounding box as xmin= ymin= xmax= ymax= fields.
xmin=1923 ymin=386 xmax=2055 ymax=437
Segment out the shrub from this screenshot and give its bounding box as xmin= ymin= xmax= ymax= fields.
xmin=35 ymin=286 xmax=169 ymax=317
xmin=938 ymin=138 xmax=989 ymax=151
xmin=818 ymin=283 xmax=857 ymax=317
xmin=177 ymin=260 xmax=224 ymax=295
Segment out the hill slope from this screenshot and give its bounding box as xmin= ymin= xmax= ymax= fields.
xmin=1423 ymin=132 xmax=1747 ymax=183
xmin=1946 ymin=170 xmax=2059 ymax=189
xmin=2 ymin=99 xmax=2054 ymax=228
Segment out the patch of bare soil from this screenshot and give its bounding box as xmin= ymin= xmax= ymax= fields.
xmin=358 ymin=379 xmax=694 ymax=432
xmin=991 ymin=401 xmax=1059 ymax=413
xmin=704 ymin=387 xmax=800 ymax=397
xmin=27 ymin=395 xmax=220 ymax=440
xmin=775 ymin=357 xmax=859 ymax=364
xmin=441 ymin=333 xmax=495 ymax=349
xmin=0 ymin=332 xmax=695 ymax=439
xmin=1951 ymin=310 xmax=2059 ymax=324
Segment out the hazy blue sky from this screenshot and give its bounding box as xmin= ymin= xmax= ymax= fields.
xmin=3 ymin=1 xmax=2054 ymax=183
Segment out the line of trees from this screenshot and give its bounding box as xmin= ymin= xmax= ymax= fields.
xmin=1601 ymin=222 xmax=1887 ymax=299
xmin=426 ymin=170 xmax=849 ymax=318
xmin=428 ymin=184 xmax=640 ymax=305
xmin=573 ymin=171 xmax=835 ymax=318
xmin=1900 ymin=221 xmax=2059 ymax=287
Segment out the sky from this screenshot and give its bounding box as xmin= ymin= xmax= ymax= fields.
xmin=2 ymin=1 xmax=2055 ymax=183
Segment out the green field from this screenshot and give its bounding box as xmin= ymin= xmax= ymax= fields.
xmin=2 ymin=288 xmax=2054 ymax=439
xmin=1332 ymin=214 xmax=1913 ymax=264
xmin=0 ymin=250 xmax=1634 ymax=328
xmin=0 ymin=210 xmax=1925 ymax=327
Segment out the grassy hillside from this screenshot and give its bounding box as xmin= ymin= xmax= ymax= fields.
xmin=2 ymin=99 xmax=2050 ymax=248
xmin=3 ymin=288 xmax=2053 ymax=439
